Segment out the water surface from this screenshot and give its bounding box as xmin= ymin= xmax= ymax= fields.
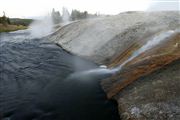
xmin=0 ymin=30 xmax=120 ymax=120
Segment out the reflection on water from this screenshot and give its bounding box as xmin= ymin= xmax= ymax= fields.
xmin=0 ymin=30 xmax=120 ymax=120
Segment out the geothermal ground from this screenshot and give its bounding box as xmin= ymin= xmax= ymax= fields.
xmin=49 ymin=11 xmax=180 ymax=120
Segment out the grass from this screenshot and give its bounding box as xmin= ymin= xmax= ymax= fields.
xmin=0 ymin=24 xmax=27 ymax=32
xmin=10 ymin=18 xmax=33 ymax=26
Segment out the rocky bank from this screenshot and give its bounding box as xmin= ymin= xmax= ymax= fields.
xmin=49 ymin=11 xmax=180 ymax=120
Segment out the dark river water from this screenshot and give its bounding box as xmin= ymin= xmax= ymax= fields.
xmin=0 ymin=30 xmax=120 ymax=120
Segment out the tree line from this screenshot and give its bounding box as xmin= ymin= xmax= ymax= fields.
xmin=51 ymin=8 xmax=99 ymax=24
xmin=0 ymin=11 xmax=11 ymax=25
xmin=0 ymin=12 xmax=33 ymax=26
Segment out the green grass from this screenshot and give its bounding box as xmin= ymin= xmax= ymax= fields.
xmin=10 ymin=18 xmax=33 ymax=26
xmin=0 ymin=24 xmax=27 ymax=32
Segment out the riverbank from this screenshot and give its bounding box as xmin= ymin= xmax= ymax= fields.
xmin=0 ymin=23 xmax=27 ymax=32
xmin=49 ymin=11 xmax=180 ymax=120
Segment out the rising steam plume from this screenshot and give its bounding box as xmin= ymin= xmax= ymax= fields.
xmin=111 ymin=30 xmax=175 ymax=73
xmin=68 ymin=30 xmax=176 ymax=79
xmin=28 ymin=15 xmax=54 ymax=38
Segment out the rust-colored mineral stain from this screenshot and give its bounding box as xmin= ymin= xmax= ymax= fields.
xmin=108 ymin=43 xmax=140 ymax=68
xmin=107 ymin=55 xmax=180 ymax=98
xmin=104 ymin=33 xmax=180 ymax=99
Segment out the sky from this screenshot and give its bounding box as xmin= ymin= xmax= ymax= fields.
xmin=0 ymin=0 xmax=179 ymax=18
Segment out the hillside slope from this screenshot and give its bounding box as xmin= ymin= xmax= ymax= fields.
xmin=114 ymin=59 xmax=180 ymax=120
xmin=49 ymin=11 xmax=179 ymax=64
xmin=101 ymin=32 xmax=180 ymax=119
xmin=49 ymin=11 xmax=180 ymax=120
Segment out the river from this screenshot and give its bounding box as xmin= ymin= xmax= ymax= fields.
xmin=0 ymin=30 xmax=120 ymax=120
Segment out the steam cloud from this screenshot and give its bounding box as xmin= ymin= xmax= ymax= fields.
xmin=62 ymin=7 xmax=70 ymax=23
xmin=68 ymin=30 xmax=176 ymax=79
xmin=28 ymin=15 xmax=54 ymax=38
xmin=111 ymin=30 xmax=175 ymax=73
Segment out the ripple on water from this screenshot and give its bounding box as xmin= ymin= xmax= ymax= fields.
xmin=0 ymin=31 xmax=120 ymax=120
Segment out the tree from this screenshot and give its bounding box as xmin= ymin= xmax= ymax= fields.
xmin=7 ymin=18 xmax=11 ymax=24
xmin=0 ymin=11 xmax=9 ymax=25
xmin=71 ymin=9 xmax=88 ymax=21
xmin=51 ymin=8 xmax=61 ymax=24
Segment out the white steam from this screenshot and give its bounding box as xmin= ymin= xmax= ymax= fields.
xmin=28 ymin=15 xmax=54 ymax=38
xmin=69 ymin=30 xmax=176 ymax=78
xmin=147 ymin=0 xmax=179 ymax=11
xmin=111 ymin=30 xmax=175 ymax=73
xmin=62 ymin=7 xmax=70 ymax=23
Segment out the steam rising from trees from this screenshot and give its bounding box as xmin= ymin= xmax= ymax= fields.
xmin=51 ymin=7 xmax=99 ymax=24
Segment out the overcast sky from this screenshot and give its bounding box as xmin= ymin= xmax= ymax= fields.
xmin=0 ymin=0 xmax=179 ymax=18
